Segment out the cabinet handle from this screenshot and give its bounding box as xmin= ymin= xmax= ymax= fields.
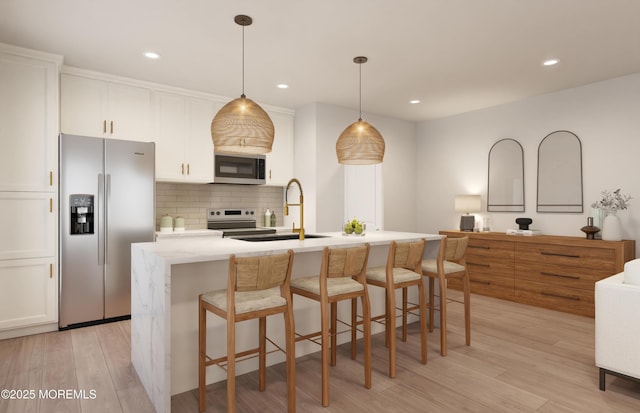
xmin=471 ymin=280 xmax=491 ymax=285
xmin=468 ymin=262 xmax=490 ymax=268
xmin=187 ymin=164 xmax=190 ymax=175
xmin=470 ymin=245 xmax=490 ymax=250
xmin=541 ymin=251 xmax=580 ymax=259
xmin=50 ymin=263 xmax=53 ymax=279
xmin=103 ymin=120 xmax=107 ymax=134
xmin=541 ymin=291 xmax=580 ymax=301
xmin=50 ymin=198 xmax=53 ymax=213
xmin=110 ymin=121 xmax=114 ymax=134
xmin=541 ymin=271 xmax=580 ymax=280
xmin=269 ymin=169 xmax=272 ymax=180
xmin=181 ymin=163 xmax=185 ymax=175
xmin=50 ymin=171 xmax=53 ymax=186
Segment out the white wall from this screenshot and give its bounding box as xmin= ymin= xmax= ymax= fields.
xmin=416 ymin=73 xmax=640 ymax=255
xmin=293 ymin=103 xmax=417 ymax=233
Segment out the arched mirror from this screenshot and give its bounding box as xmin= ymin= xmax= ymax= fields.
xmin=487 ymin=138 xmax=524 ymax=212
xmin=537 ymin=130 xmax=583 ymax=213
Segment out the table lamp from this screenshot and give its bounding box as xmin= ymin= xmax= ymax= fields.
xmin=455 ymin=195 xmax=482 ymax=231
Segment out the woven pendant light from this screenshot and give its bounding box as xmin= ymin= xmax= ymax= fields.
xmin=211 ymin=15 xmax=274 ymax=155
xmin=336 ymin=56 xmax=385 ymax=165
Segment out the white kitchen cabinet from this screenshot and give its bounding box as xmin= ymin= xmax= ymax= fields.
xmin=266 ymin=110 xmax=294 ymax=186
xmin=0 ymin=46 xmax=60 ymax=192
xmin=0 ymin=257 xmax=57 ymax=331
xmin=61 ymin=72 xmax=152 ymax=142
xmin=154 ymin=91 xmax=218 ymax=182
xmin=0 ymin=192 xmax=56 ymax=260
xmin=0 ymin=44 xmax=60 ymax=335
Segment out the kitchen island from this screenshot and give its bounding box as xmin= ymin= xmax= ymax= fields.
xmin=131 ymin=231 xmax=441 ymax=413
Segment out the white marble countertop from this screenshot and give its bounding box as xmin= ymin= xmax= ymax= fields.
xmin=154 ymin=229 xmax=223 ymax=239
xmin=135 ymin=230 xmax=441 ymax=265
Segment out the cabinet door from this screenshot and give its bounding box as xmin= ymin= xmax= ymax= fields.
xmin=185 ymin=98 xmax=217 ymax=182
xmin=153 ymin=91 xmax=187 ymax=181
xmin=61 ymin=73 xmax=152 ymax=142
xmin=0 ymin=257 xmax=57 ymax=330
xmin=107 ymin=82 xmax=152 ymax=141
xmin=266 ymin=111 xmax=294 ymax=185
xmin=0 ymin=52 xmax=58 ymax=192
xmin=60 ymin=73 xmax=107 ymax=138
xmin=0 ymin=192 xmax=56 ymax=260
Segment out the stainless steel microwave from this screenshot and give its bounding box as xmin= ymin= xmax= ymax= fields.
xmin=212 ymin=153 xmax=266 ymax=184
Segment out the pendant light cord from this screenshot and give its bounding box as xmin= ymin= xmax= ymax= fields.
xmin=241 ymin=24 xmax=246 ymax=98
xmin=358 ymin=62 xmax=362 ymax=121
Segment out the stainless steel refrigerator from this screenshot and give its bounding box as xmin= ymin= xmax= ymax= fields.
xmin=59 ymin=134 xmax=155 ymax=328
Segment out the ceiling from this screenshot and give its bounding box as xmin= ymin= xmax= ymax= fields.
xmin=2 ymin=0 xmax=640 ymax=122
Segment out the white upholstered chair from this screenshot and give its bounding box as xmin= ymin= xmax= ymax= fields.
xmin=595 ymin=269 xmax=640 ymax=390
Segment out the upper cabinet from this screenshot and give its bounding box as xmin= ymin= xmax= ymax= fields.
xmin=154 ymin=91 xmax=219 ymax=183
xmin=60 ymin=71 xmax=152 ymax=142
xmin=0 ymin=45 xmax=61 ymax=192
xmin=266 ymin=110 xmax=294 ymax=186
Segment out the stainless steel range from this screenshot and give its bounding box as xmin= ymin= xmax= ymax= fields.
xmin=207 ymin=208 xmax=277 ymax=237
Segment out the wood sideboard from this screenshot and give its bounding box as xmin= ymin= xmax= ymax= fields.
xmin=439 ymin=231 xmax=636 ymax=317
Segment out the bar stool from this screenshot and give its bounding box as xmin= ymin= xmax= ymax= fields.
xmin=365 ymin=239 xmax=427 ymax=378
xmin=290 ymin=243 xmax=371 ymax=407
xmin=421 ymin=236 xmax=470 ymax=356
xmin=198 ymin=250 xmax=296 ymax=413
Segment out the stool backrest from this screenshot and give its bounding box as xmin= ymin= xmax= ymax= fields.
xmin=232 ymin=250 xmax=294 ymax=292
xmin=444 ymin=237 xmax=468 ymax=264
xmin=389 ymin=239 xmax=426 ymax=273
xmin=323 ymin=243 xmax=370 ymax=279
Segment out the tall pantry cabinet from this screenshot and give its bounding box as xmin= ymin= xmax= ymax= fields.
xmin=0 ymin=43 xmax=62 ymax=338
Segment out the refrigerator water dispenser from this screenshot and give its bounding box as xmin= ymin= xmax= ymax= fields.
xmin=69 ymin=194 xmax=94 ymax=234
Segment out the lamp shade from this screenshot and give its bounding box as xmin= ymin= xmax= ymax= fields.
xmin=454 ymin=195 xmax=482 ymax=213
xmin=336 ymin=119 xmax=385 ymax=165
xmin=211 ymin=96 xmax=275 ymax=155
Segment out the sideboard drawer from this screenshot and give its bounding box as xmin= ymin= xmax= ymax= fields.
xmin=516 ymin=261 xmax=609 ymax=290
xmin=515 ymin=279 xmax=594 ymax=317
xmin=516 ymin=243 xmax=616 ymax=271
xmin=451 ymin=269 xmax=515 ymax=299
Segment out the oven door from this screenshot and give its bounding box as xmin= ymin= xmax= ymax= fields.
xmin=213 ymin=153 xmax=266 ymax=185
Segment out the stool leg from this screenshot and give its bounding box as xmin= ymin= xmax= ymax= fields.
xmin=320 ymin=297 xmax=330 ymax=407
xmin=361 ymin=292 xmax=372 ymax=389
xmin=227 ymin=315 xmax=236 ymax=413
xmin=284 ymin=308 xmax=296 ymax=412
xmin=402 ymin=287 xmax=408 ymax=342
xmin=428 ymin=277 xmax=435 ymax=333
xmin=388 ymin=285 xmax=397 ymax=378
xmin=418 ymin=280 xmax=428 ymax=364
xmin=463 ymin=271 xmax=471 ymax=346
xmin=384 ymin=290 xmax=390 ymax=348
xmin=259 ymin=317 xmax=266 ymax=391
xmin=330 ymin=302 xmax=338 ymax=366
xmin=351 ymin=298 xmax=357 ymax=360
xmin=198 ymin=299 xmax=206 ymax=413
xmin=439 ymin=275 xmax=447 ymax=357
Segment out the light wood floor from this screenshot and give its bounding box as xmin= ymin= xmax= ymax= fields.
xmin=1 ymin=291 xmax=639 ymax=413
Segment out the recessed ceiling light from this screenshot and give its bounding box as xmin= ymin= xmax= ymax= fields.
xmin=144 ymin=51 xmax=160 ymax=59
xmin=277 ymin=83 xmax=289 ymax=89
xmin=410 ymin=99 xmax=421 ymax=104
xmin=542 ymin=59 xmax=559 ymax=66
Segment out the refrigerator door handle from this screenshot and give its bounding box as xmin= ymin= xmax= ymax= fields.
xmin=105 ymin=173 xmax=111 ymax=264
xmin=98 ymin=173 xmax=105 ymax=265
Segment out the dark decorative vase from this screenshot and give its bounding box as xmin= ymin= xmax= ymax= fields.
xmin=581 ymin=217 xmax=600 ymax=240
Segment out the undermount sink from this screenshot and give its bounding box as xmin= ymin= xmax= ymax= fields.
xmin=232 ymin=233 xmax=330 ymax=242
